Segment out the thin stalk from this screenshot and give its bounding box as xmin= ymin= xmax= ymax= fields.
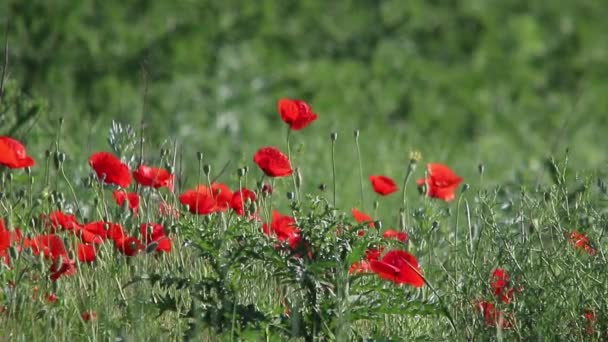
xmin=286 ymin=128 xmax=299 ymax=203
xmin=355 ymin=131 xmax=365 ymax=211
xmin=331 ymin=137 xmax=337 ymax=207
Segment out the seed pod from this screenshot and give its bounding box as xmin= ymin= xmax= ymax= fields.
xmin=203 ymin=164 xmax=211 ymax=176
xmin=330 ymin=132 xmax=338 ymax=142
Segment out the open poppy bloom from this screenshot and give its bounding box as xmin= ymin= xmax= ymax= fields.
xmin=0 ymin=136 xmax=35 ymax=169
xmin=369 ymin=175 xmax=398 ymax=196
xmin=416 ymin=163 xmax=463 ymax=202
xmin=112 ymin=190 xmax=140 ymax=214
xmin=77 ymin=243 xmax=96 ymax=263
xmin=179 ymin=185 xmax=219 ymax=215
xmin=49 ymin=258 xmax=76 ymax=281
xmin=230 ymin=188 xmax=256 ymax=216
xmin=28 ymin=234 xmax=68 ymax=261
xmin=370 ymin=249 xmax=424 ymax=287
xmin=77 ymin=221 xmax=110 ymax=245
xmin=253 ymin=147 xmax=293 ymax=177
xmin=88 ymin=152 xmax=131 ymax=188
xmin=382 ymin=229 xmax=408 ymax=242
xmin=133 ymin=165 xmax=174 ymax=190
xmin=567 ymin=231 xmax=596 ymax=255
xmin=114 ymin=236 xmax=144 ymax=257
xmin=351 ymin=208 xmax=374 ymax=228
xmin=43 ymin=211 xmax=81 ymax=232
xmin=277 ymin=98 xmax=318 ymax=131
xmin=0 ymin=219 xmax=23 ymax=265
xmin=263 ymin=211 xmax=300 ymax=243
xmin=490 ymin=268 xmax=516 ymax=304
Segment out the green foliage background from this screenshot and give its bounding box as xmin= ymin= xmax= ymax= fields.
xmin=3 ymin=0 xmax=608 ymax=202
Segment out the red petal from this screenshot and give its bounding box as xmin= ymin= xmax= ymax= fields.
xmin=369 ymin=175 xmax=398 ymax=196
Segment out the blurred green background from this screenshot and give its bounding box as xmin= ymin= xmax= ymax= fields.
xmin=2 ymin=0 xmax=608 ymax=209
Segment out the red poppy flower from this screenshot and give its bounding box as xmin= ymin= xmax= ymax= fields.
xmin=133 ymin=165 xmax=174 ymax=190
xmin=105 ymin=223 xmax=126 ymax=243
xmin=583 ymin=310 xmax=595 ymax=335
xmin=76 ymin=221 xmax=109 ymax=244
xmin=81 ymin=311 xmax=97 ymax=321
xmin=43 ymin=211 xmax=81 ymax=232
xmin=253 ymin=147 xmax=293 ymax=177
xmin=382 ymin=229 xmax=408 ymax=242
xmin=88 ymin=152 xmax=131 ymax=188
xmin=230 ymin=188 xmax=256 ymax=216
xmin=351 ymin=208 xmax=374 ymax=228
xmin=77 ymin=243 xmax=96 ymax=263
xmin=29 ymin=234 xmax=68 ymax=261
xmin=277 ymin=98 xmax=318 ymax=131
xmin=416 ymin=163 xmax=463 ymax=202
xmin=112 ymin=190 xmax=140 ymax=214
xmin=567 ymin=231 xmax=596 ymax=255
xmin=140 ymin=223 xmax=165 ymax=243
xmin=370 ymin=250 xmax=424 ymax=287
xmin=369 ymin=175 xmax=398 ymax=196
xmin=208 ymin=183 xmax=232 ymax=211
xmin=49 ymin=258 xmax=76 ymax=281
xmin=153 ymin=236 xmax=172 ymax=253
xmin=349 ymin=248 xmax=384 ymax=274
xmin=0 ymin=220 xmax=22 ymax=265
xmin=490 ymin=268 xmax=514 ymax=304
xmin=474 ymin=300 xmax=512 ymax=329
xmin=178 ymin=186 xmax=218 ymax=215
xmin=262 ymin=211 xmax=300 ymax=243
xmin=0 ymin=136 xmax=35 ymax=169
xmin=114 ymin=236 xmax=143 ymax=256
xmin=46 ymin=293 xmax=58 ymax=303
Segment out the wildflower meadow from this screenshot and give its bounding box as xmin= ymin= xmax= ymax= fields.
xmin=2 ymin=1 xmax=608 ymax=341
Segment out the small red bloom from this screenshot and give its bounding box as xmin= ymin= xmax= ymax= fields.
xmin=277 ymin=98 xmax=318 ymax=131
xmin=133 ymin=165 xmax=174 ymax=190
xmin=583 ymin=310 xmax=595 ymax=335
xmin=351 ymin=208 xmax=374 ymax=227
xmin=370 ymin=250 xmax=424 ymax=287
xmin=81 ymin=311 xmax=97 ymax=321
xmin=153 ymin=236 xmax=172 ymax=253
xmin=77 ymin=243 xmax=96 ymax=263
xmin=230 ymin=188 xmax=256 ymax=216
xmin=382 ymin=229 xmax=408 ymax=242
xmin=369 ymin=175 xmax=398 ymax=196
xmin=105 ymin=223 xmax=126 ymax=243
xmin=88 ymin=152 xmax=131 ymax=188
xmin=114 ymin=236 xmax=143 ymax=257
xmin=490 ymin=268 xmax=513 ymax=304
xmin=0 ymin=136 xmax=35 ymax=169
xmin=178 ymin=186 xmax=218 ymax=215
xmin=46 ymin=293 xmax=58 ymax=303
xmin=474 ymin=300 xmax=512 ymax=329
xmin=77 ymin=221 xmax=108 ymax=245
xmin=253 ymin=147 xmax=293 ymax=177
xmin=112 ymin=190 xmax=140 ymax=214
xmin=567 ymin=231 xmax=596 ymax=255
xmin=416 ymin=163 xmax=463 ymax=202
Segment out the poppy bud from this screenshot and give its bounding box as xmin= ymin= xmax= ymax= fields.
xmin=431 ymin=221 xmax=439 ymax=230
xmin=330 ymin=132 xmax=338 ymax=141
xmin=237 ymin=168 xmax=246 ymax=177
xmin=203 ymin=164 xmax=211 ymax=176
xmin=318 ymin=183 xmax=327 ymax=191
xmin=9 ymin=246 xmax=19 ymax=259
xmin=30 ymin=176 xmax=35 ymax=185
xmin=26 ymin=167 xmax=32 ymax=176
xmin=295 ymin=168 xmax=302 ymax=189
xmin=58 ymin=117 xmax=64 ymax=126
xmin=373 ymin=200 xmax=379 ymax=210
xmin=6 ymin=173 xmax=13 ymax=181
xmin=354 ymin=129 xmax=360 ymax=139
xmin=145 ymin=241 xmax=159 ymax=254
xmin=160 ymin=148 xmax=169 ymax=158
xmin=196 ymin=152 xmax=204 ymax=162
xmin=243 ymin=166 xmax=249 ymax=174
xmin=374 ymin=220 xmax=383 ymax=230
xmin=287 ymin=191 xmax=295 ymax=201
xmin=461 ymin=184 xmax=470 ymax=193
xmin=478 ymin=164 xmax=485 ymax=175
xmin=45 ymin=149 xmax=52 ymax=158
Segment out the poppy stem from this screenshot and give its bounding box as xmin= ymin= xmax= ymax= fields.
xmin=331 ymin=135 xmax=337 ymax=207
xmin=354 ymin=130 xmax=365 ymax=211
xmin=286 ymin=127 xmax=299 ymax=203
xmin=400 ymin=160 xmax=415 ymax=225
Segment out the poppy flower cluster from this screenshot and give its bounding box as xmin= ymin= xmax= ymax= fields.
xmin=416 ymin=163 xmax=463 ymax=202
xmin=473 ymin=268 xmax=521 ymax=329
xmin=179 ymin=183 xmax=258 ymax=217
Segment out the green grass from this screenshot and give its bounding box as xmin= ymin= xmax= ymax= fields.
xmin=1 ymin=1 xmax=608 ymax=340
